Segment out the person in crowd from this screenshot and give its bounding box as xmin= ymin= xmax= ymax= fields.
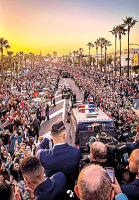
xmin=0 ymin=182 xmax=19 ymax=200
xmin=10 ymin=162 xmax=23 ymax=182
xmin=81 ymin=141 xmax=114 ymax=169
xmin=45 ymin=104 xmax=50 ymax=121
xmin=30 ymin=113 xmax=40 ymax=142
xmin=20 ymin=156 xmax=67 ymax=200
xmin=37 ymin=121 xmax=81 ymax=190
xmin=121 ymin=149 xmax=139 ymax=200
xmin=74 ymin=164 xmax=128 ymax=200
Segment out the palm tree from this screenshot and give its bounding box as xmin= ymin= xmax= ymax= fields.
xmin=29 ymin=52 xmax=35 ymax=68
xmin=122 ymin=17 xmax=138 ymax=76
xmin=86 ymin=42 xmax=94 ymax=66
xmin=104 ymin=39 xmax=112 ymax=73
xmin=94 ymin=39 xmax=99 ymax=69
xmin=110 ymin=26 xmax=118 ymax=75
xmin=0 ymin=38 xmax=10 ymax=80
xmin=7 ymin=51 xmax=14 ymax=77
xmin=98 ymin=37 xmax=105 ymax=71
xmin=116 ymin=25 xmax=127 ymax=76
xmin=79 ymin=48 xmax=84 ymax=68
xmin=24 ymin=54 xmax=29 ymax=69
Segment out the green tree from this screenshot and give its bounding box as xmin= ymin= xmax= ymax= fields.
xmin=7 ymin=51 xmax=14 ymax=76
xmin=104 ymin=39 xmax=112 ymax=72
xmin=98 ymin=37 xmax=105 ymax=71
xmin=116 ymin=25 xmax=126 ymax=76
xmin=86 ymin=42 xmax=94 ymax=66
xmin=110 ymin=26 xmax=118 ymax=75
xmin=122 ymin=17 xmax=138 ymax=76
xmin=94 ymin=39 xmax=99 ymax=69
xmin=0 ymin=38 xmax=10 ymax=80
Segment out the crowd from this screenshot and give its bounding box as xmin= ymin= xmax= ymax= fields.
xmin=0 ymin=60 xmax=139 ymax=200
xmin=65 ymin=63 xmax=139 ymax=141
xmin=0 ymin=61 xmax=59 ymax=199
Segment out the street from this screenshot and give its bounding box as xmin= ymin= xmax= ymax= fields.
xmin=39 ymin=78 xmax=84 ymax=139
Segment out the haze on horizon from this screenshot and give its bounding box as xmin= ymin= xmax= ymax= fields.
xmin=0 ymin=0 xmax=139 ymax=55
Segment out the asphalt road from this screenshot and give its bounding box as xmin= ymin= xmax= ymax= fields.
xmin=39 ymin=78 xmax=83 ymax=139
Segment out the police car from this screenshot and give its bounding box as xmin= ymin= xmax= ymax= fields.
xmin=68 ymin=102 xmax=115 ymax=152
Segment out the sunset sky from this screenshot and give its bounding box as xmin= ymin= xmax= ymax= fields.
xmin=0 ymin=0 xmax=139 ymax=55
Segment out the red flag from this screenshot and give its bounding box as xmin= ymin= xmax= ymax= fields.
xmin=34 ymin=91 xmax=39 ymax=97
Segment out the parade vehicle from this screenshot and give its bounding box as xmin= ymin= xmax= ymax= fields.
xmin=62 ymin=84 xmax=72 ymax=99
xmin=62 ymin=71 xmax=70 ymax=78
xmin=69 ymin=102 xmax=115 ymax=153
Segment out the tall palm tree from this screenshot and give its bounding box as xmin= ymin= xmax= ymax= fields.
xmin=86 ymin=42 xmax=94 ymax=66
xmin=24 ymin=54 xmax=29 ymax=69
xmin=7 ymin=51 xmax=14 ymax=77
xmin=0 ymin=38 xmax=10 ymax=79
xmin=72 ymin=50 xmax=77 ymax=66
xmin=29 ymin=52 xmax=35 ymax=68
xmin=104 ymin=39 xmax=112 ymax=73
xmin=79 ymin=48 xmax=84 ymax=68
xmin=110 ymin=26 xmax=118 ymax=75
xmin=94 ymin=39 xmax=99 ymax=69
xmin=98 ymin=37 xmax=105 ymax=71
xmin=116 ymin=25 xmax=127 ymax=76
xmin=86 ymin=42 xmax=94 ymax=56
xmin=122 ymin=17 xmax=138 ymax=76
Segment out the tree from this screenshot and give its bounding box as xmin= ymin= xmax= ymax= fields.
xmin=110 ymin=26 xmax=118 ymax=75
xmin=24 ymin=54 xmax=29 ymax=69
xmin=104 ymin=39 xmax=112 ymax=73
xmin=79 ymin=48 xmax=84 ymax=68
xmin=86 ymin=42 xmax=94 ymax=66
xmin=72 ymin=50 xmax=77 ymax=65
xmin=7 ymin=51 xmax=14 ymax=77
xmin=116 ymin=25 xmax=126 ymax=76
xmin=94 ymin=39 xmax=99 ymax=69
xmin=0 ymin=38 xmax=10 ymax=80
xmin=98 ymin=37 xmax=105 ymax=71
xmin=122 ymin=17 xmax=138 ymax=76
xmin=29 ymin=52 xmax=35 ymax=68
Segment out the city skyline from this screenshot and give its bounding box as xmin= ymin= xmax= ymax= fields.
xmin=0 ymin=0 xmax=139 ymax=55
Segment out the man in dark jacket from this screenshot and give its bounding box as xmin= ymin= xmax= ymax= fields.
xmin=45 ymin=104 xmax=50 ymax=121
xmin=20 ymin=156 xmax=67 ymax=200
xmin=121 ymin=149 xmax=139 ymax=200
xmin=30 ymin=114 xmax=40 ymax=142
xmin=37 ymin=121 xmax=81 ymax=190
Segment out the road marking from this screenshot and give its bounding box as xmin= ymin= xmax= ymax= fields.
xmin=49 ymin=108 xmax=63 ymax=119
xmin=55 ymin=94 xmax=62 ymax=98
xmin=55 ymin=99 xmax=64 ymax=105
xmin=56 ymin=89 xmax=62 ymax=93
xmin=62 ymin=79 xmax=66 ymax=120
xmin=62 ymin=99 xmax=66 ymax=120
xmin=43 ymin=130 xmax=52 ymax=139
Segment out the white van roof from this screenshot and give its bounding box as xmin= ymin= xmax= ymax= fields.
xmin=72 ymin=105 xmax=113 ymax=123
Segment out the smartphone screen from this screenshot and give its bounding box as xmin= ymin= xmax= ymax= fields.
xmin=105 ymin=167 xmax=115 ymax=183
xmin=133 ymin=99 xmax=139 ymax=110
xmin=123 ymin=153 xmax=129 ymax=163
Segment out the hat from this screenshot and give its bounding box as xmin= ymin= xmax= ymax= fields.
xmin=51 ymin=121 xmax=65 ymax=135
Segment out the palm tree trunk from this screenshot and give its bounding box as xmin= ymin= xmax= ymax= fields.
xmin=96 ymin=47 xmax=98 ymax=69
xmin=89 ymin=46 xmax=90 ymax=56
xmin=127 ymin=27 xmax=130 ymax=77
xmin=114 ymin=35 xmax=117 ymax=76
xmin=25 ymin=58 xmax=27 ymax=69
xmin=88 ymin=47 xmax=91 ymax=66
xmin=0 ymin=49 xmax=4 ymax=82
xmin=105 ymin=46 xmax=107 ymax=73
xmin=119 ymin=36 xmax=122 ymax=76
xmin=101 ymin=47 xmax=102 ymax=71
